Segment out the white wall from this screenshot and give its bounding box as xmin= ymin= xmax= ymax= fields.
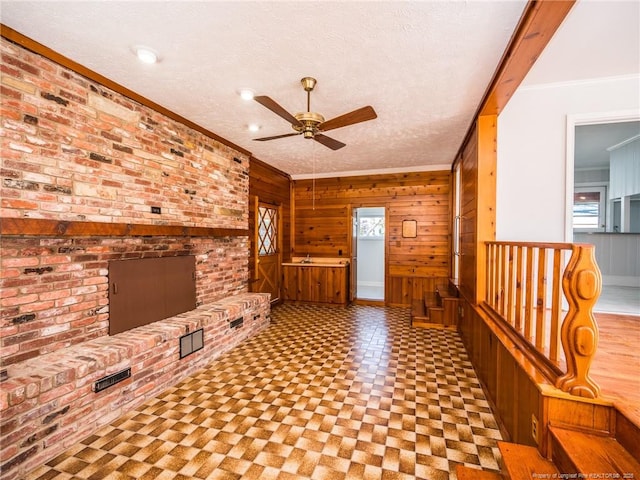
xmin=497 ymin=75 xmax=640 ymax=241
xmin=573 ymin=232 xmax=640 ymax=287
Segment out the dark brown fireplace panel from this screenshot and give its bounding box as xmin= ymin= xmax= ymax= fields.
xmin=109 ymin=256 xmax=196 ymax=335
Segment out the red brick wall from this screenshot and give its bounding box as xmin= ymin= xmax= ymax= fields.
xmin=0 ymin=34 xmax=266 ymax=480
xmin=1 ymin=37 xmax=248 ymax=227
xmin=0 ymin=37 xmax=251 ymax=367
xmin=1 ymin=236 xmax=249 ymax=367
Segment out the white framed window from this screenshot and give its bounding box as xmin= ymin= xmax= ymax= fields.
xmin=358 ymin=216 xmax=385 ymax=238
xmin=573 ymin=186 xmax=606 ymax=232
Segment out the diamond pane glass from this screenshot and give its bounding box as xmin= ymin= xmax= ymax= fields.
xmin=258 ymin=206 xmax=277 ymax=255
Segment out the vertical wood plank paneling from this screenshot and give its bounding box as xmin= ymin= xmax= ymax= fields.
xmin=459 ymin=126 xmax=479 ymax=303
xmin=457 ymin=116 xmax=497 ymax=306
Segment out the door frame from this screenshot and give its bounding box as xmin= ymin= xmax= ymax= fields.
xmin=349 ymin=204 xmax=388 ymax=305
xmin=252 ymin=197 xmax=283 ymax=304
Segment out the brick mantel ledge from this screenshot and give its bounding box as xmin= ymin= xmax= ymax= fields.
xmin=0 ymin=292 xmax=270 ymax=479
xmin=0 ymin=217 xmax=249 ymax=238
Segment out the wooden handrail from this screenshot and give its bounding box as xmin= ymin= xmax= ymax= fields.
xmin=488 ymin=240 xmax=575 ymax=249
xmin=485 ymin=241 xmax=601 ymax=398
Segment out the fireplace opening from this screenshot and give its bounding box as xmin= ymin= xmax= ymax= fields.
xmin=109 ymin=256 xmax=197 ymax=335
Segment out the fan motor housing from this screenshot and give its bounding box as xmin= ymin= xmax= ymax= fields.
xmin=294 ymin=112 xmax=325 ymax=138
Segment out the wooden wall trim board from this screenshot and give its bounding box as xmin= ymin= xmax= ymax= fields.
xmin=290 ymin=181 xmax=296 ymax=260
xmin=0 ymin=217 xmax=249 ymax=238
xmin=0 ymin=24 xmax=251 ymax=157
xmin=458 ymin=125 xmax=479 ymax=303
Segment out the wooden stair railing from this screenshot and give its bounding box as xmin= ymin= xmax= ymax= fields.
xmin=485 ymin=241 xmax=602 ymax=399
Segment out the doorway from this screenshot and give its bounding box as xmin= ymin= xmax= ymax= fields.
xmin=253 ymin=200 xmax=282 ymax=304
xmin=353 ymin=207 xmax=385 ymax=301
xmin=566 ymin=112 xmax=640 ymax=314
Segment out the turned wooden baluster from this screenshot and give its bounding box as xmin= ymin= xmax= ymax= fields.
xmin=556 ymin=244 xmax=601 ymax=399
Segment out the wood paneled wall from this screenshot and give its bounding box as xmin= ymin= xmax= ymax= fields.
xmin=292 ymin=171 xmax=451 ymax=305
xmin=248 ymin=157 xmax=292 ymax=284
xmin=456 ymin=116 xmax=497 ymax=304
xmin=459 ymin=297 xmax=545 ymax=447
xmin=458 ymin=125 xmax=479 ymax=302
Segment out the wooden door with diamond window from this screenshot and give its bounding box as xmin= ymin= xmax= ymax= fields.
xmin=253 ymin=200 xmax=282 ymax=303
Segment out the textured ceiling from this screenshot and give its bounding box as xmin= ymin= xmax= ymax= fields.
xmin=1 ymin=1 xmax=529 ymax=177
xmin=4 ymin=2 xmax=638 ymax=180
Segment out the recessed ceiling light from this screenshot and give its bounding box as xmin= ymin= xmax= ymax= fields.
xmin=240 ymin=89 xmax=255 ymax=101
xmin=133 ymin=46 xmax=159 ymax=64
xmin=248 ymin=124 xmax=260 ymax=132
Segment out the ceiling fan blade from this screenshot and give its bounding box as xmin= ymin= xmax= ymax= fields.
xmin=253 ymin=132 xmax=301 ymax=142
xmin=318 ymin=105 xmax=377 ymax=132
xmin=254 ymin=96 xmax=302 ymax=127
xmin=314 ymin=134 xmax=346 ymax=150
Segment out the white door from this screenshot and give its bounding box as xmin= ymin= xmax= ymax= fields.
xmin=355 ymin=207 xmax=385 ymax=301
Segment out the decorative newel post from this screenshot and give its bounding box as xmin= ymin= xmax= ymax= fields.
xmin=556 ymin=244 xmax=601 ymax=398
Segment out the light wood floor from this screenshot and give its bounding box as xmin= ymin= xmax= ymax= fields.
xmin=591 ymin=312 xmax=640 ymax=426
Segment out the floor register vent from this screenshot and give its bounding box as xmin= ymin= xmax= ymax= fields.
xmin=93 ymin=368 xmax=131 ymax=393
xmin=180 ymin=328 xmax=204 ymax=359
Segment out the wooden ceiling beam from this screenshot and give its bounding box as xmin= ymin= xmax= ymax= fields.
xmin=479 ymin=0 xmax=576 ymax=117
xmin=0 ymin=217 xmax=248 ymax=238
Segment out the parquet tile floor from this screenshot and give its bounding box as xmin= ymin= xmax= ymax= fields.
xmin=28 ymin=304 xmax=503 ymax=480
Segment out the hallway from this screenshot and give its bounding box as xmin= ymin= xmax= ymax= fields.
xmin=28 ymin=304 xmax=503 ymax=480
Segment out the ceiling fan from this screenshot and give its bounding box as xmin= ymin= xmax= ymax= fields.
xmin=253 ymin=77 xmax=377 ymax=150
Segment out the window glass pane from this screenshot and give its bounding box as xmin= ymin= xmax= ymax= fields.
xmin=358 ymin=217 xmax=384 ymax=237
xmin=258 ymin=206 xmax=277 ymax=255
xmin=573 ymin=191 xmax=602 ymax=229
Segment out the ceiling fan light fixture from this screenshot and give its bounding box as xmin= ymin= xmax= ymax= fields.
xmin=133 ymin=45 xmax=159 ymax=64
xmin=252 ymin=77 xmax=377 ymax=151
xmin=248 ymin=123 xmax=260 ymax=132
